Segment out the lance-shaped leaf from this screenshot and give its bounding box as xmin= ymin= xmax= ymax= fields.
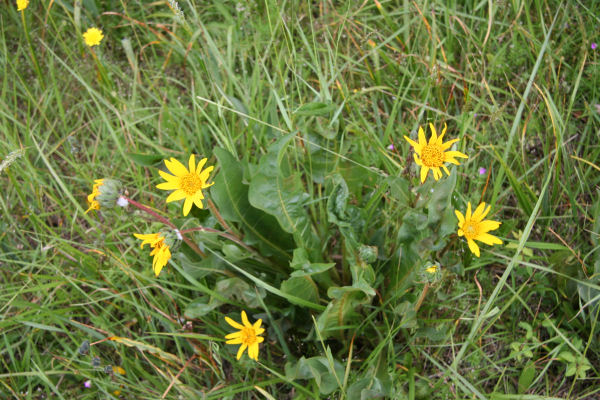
xmin=211 ymin=147 xmax=293 ymax=261
xmin=248 ymin=133 xmax=320 ymax=256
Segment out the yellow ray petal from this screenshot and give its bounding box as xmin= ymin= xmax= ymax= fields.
xmin=256 ymin=336 xmax=265 ymax=343
xmin=196 ymin=157 xmax=208 ymax=173
xmin=166 ymin=190 xmax=187 ymax=203
xmin=193 ymin=191 xmax=204 ymax=209
xmin=241 ymin=311 xmax=251 ymax=327
xmin=226 ymin=338 xmax=243 ymax=344
xmin=253 ymin=319 xmax=262 ymax=330
xmin=418 ymin=126 xmax=427 ymax=147
xmin=188 ymin=154 xmax=196 ymax=174
xmin=476 ymin=205 xmax=492 ymax=222
xmin=225 ymin=316 xmax=244 ymax=330
xmin=420 ymin=166 xmax=429 ymax=183
xmin=442 ymin=165 xmax=450 ymax=176
xmin=466 ymin=202 xmax=472 ymax=220
xmin=165 ymin=158 xmax=188 ymax=177
xmin=157 ymin=181 xmax=180 ymax=190
xmin=467 ymin=239 xmax=480 ymax=257
xmin=404 ymin=135 xmax=421 ymax=153
xmin=471 ymin=202 xmax=487 ymax=221
xmin=437 ymin=123 xmax=447 ymax=144
xmin=478 ymin=220 xmax=501 ymax=232
xmin=158 ymin=169 xmax=177 ymax=182
xmin=476 ymin=232 xmax=503 ymax=246
xmin=225 ymin=332 xmax=242 ymax=339
xmin=236 ymin=343 xmax=247 ymax=360
xmin=440 ymin=138 xmax=459 ymax=151
xmin=428 ymin=123 xmax=437 ymax=144
xmin=182 ymin=197 xmax=193 ymax=216
xmin=455 ymin=210 xmax=465 ymax=226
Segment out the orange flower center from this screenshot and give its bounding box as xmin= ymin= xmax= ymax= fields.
xmin=421 ymin=143 xmax=444 ymax=167
xmin=180 ymin=173 xmax=203 ymax=196
xmin=240 ymin=327 xmax=258 ymax=346
xmin=462 ymin=221 xmax=480 ymax=240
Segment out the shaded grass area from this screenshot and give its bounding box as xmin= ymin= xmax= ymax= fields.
xmin=1 ymin=0 xmax=600 ymax=398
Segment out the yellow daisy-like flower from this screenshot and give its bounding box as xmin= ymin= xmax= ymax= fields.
xmin=133 ymin=233 xmax=172 ymax=276
xmin=425 ymin=265 xmax=438 ymax=274
xmin=404 ymin=123 xmax=468 ymax=183
xmin=156 ymin=154 xmax=214 ymax=216
xmin=83 ymin=27 xmax=104 ymax=47
xmin=86 ymin=179 xmax=104 ymax=213
xmin=17 ymin=0 xmax=29 ymax=11
xmin=225 ymin=311 xmax=265 ymax=361
xmin=455 ymin=202 xmax=503 ymax=257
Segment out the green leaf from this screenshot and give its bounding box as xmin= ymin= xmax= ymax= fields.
xmin=427 ymin=169 xmax=456 ymax=226
xmin=248 ymin=133 xmax=319 ymax=255
xmin=317 ymin=287 xmax=368 ymax=339
xmin=126 ymin=152 xmax=164 ymax=166
xmin=289 ymin=248 xmax=335 ymax=277
xmin=285 ymin=356 xmax=344 ymax=395
xmin=517 ymin=363 xmax=536 ymax=394
xmin=294 ymin=102 xmax=336 ymax=116
xmin=212 ymin=147 xmax=294 ymax=260
xmin=280 ymin=276 xmax=320 ymax=305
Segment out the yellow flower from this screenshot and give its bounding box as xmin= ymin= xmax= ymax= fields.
xmin=425 ymin=265 xmax=438 ymax=274
xmin=17 ymin=0 xmax=29 ymax=11
xmin=83 ymin=27 xmax=104 ymax=47
xmin=133 ymin=233 xmax=172 ymax=276
xmin=404 ymin=123 xmax=468 ymax=183
xmin=156 ymin=154 xmax=214 ymax=216
xmin=86 ymin=179 xmax=104 ymax=213
xmin=225 ymin=311 xmax=265 ymax=361
xmin=455 ymin=202 xmax=502 ymax=257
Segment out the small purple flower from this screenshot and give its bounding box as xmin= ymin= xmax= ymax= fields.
xmin=478 ymin=167 xmax=487 ymax=175
xmin=592 ymin=42 xmax=597 ymax=50
xmin=84 ymin=380 xmax=92 ymax=389
xmin=387 ymin=144 xmax=394 ymax=151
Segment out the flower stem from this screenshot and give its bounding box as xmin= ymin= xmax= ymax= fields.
xmin=123 ymin=196 xmax=205 ymax=257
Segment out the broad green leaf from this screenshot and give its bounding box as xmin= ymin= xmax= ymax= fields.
xmin=289 ymin=248 xmax=335 ymax=277
xmin=280 ymin=276 xmax=320 ymax=305
xmin=248 ymin=133 xmax=320 ymax=255
xmin=517 ymin=363 xmax=536 ymax=394
xmin=317 ymin=287 xmax=368 ymax=339
xmin=285 ymin=356 xmax=344 ymax=395
xmin=212 ymin=147 xmax=293 ymax=260
xmin=427 ymin=169 xmax=456 ymax=226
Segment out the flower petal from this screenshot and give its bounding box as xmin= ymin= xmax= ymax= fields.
xmin=442 ymin=165 xmax=450 ymax=176
xmin=478 ymin=220 xmax=501 ymax=232
xmin=165 ymin=158 xmax=188 ymax=177
xmin=236 ymin=343 xmax=247 ymax=360
xmin=471 ymin=202 xmax=487 ymax=221
xmin=253 ymin=319 xmax=262 ymax=330
xmin=455 ymin=210 xmax=465 ymax=226
xmin=256 ymin=336 xmax=265 ymax=343
xmin=157 ymin=181 xmax=180 ymax=190
xmin=437 ymin=123 xmax=447 ymax=144
xmin=182 ymin=197 xmax=193 ymax=216
xmin=196 ymin=157 xmax=208 ymax=173
xmin=158 ymin=169 xmax=177 ymax=182
xmin=467 ymin=239 xmax=480 ymax=257
xmin=466 ymin=202 xmax=472 ymax=220
xmin=418 ymin=126 xmax=427 ymax=148
xmin=420 ymin=166 xmax=429 ymax=183
xmin=440 ymin=138 xmax=459 ymax=151
xmin=404 ymin=135 xmax=421 ymax=153
xmin=193 ymin=191 xmax=204 ymax=209
xmin=166 ymin=190 xmax=187 ymax=203
xmin=476 ymin=232 xmax=503 ymax=246
xmin=428 ymin=123 xmax=437 ymax=144
xmin=225 ymin=316 xmax=244 ymax=330
xmin=476 ymin=205 xmax=492 ymax=222
xmin=226 ymin=338 xmax=243 ymax=344
xmin=432 ymin=167 xmax=442 ymax=181
xmin=241 ymin=311 xmax=251 ymax=327
xmin=225 ymin=332 xmax=242 ymax=339
xmin=188 ymin=154 xmax=196 ymax=174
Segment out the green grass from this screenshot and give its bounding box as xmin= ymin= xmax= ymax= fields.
xmin=2 ymin=0 xmax=600 ymax=398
